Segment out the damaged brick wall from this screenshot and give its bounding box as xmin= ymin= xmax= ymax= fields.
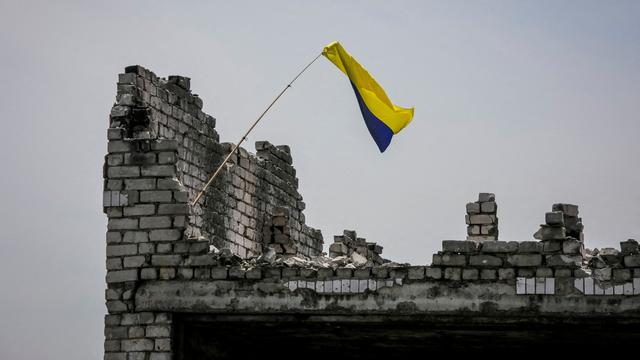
xmin=102 ymin=66 xmax=640 ymax=360
xmin=107 ymin=65 xmax=322 ymax=259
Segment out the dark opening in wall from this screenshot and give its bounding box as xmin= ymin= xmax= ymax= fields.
xmin=173 ymin=314 xmax=640 ymax=358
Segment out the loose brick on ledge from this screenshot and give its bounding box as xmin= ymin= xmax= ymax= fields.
xmin=442 ymin=240 xmax=479 ymax=254
xmin=545 ymin=211 xmax=564 ymax=226
xmin=478 ymin=193 xmax=495 ymax=202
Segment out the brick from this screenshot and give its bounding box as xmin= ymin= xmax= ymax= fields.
xmin=159 ymin=268 xmax=176 ymax=280
xmin=545 ymin=211 xmax=564 ymax=226
xmin=123 ymin=256 xmax=146 ymax=268
xmin=480 ymin=269 xmax=497 ymax=280
xmin=125 ymin=152 xmax=156 ymax=165
xmin=106 ymin=269 xmax=138 ymax=283
xmin=124 ymin=179 xmax=156 ymax=190
xmin=140 ymin=216 xmax=171 ymax=229
xmin=552 ymin=203 xmax=579 ymax=217
xmin=246 ymin=268 xmax=262 ymax=279
xmin=408 ymin=267 xmax=425 ymax=280
xmin=462 ymin=268 xmax=479 ymax=280
xmin=154 ymin=339 xmax=171 ymax=352
xmin=478 ymin=193 xmax=495 ymax=202
xmin=469 ymin=255 xmax=503 ymax=267
xmin=539 ymin=225 xmax=566 ymax=240
xmin=480 ymin=201 xmax=496 ymax=213
xmin=158 ymin=152 xmax=176 ymax=164
xmin=543 ymin=240 xmax=563 ymax=254
xmin=562 ymin=239 xmax=583 ymax=254
xmin=149 ymin=353 xmax=171 ymax=360
xmin=108 ymin=166 xmax=140 ymax=178
xmin=157 ymin=178 xmax=181 ymax=190
xmin=440 ymin=254 xmax=466 ymax=266
xmin=157 ymin=204 xmax=189 ymax=215
xmin=107 ymin=231 xmax=122 ymax=244
xmin=123 ymin=204 xmax=156 ymax=216
xmin=108 ymin=141 xmax=134 ymax=153
xmin=507 ymin=254 xmax=542 ymax=267
xmin=174 ymin=191 xmax=189 ymax=202
xmin=146 ymin=325 xmax=171 ymax=338
xmin=613 ymin=268 xmax=631 ymax=282
xmin=555 ymin=268 xmax=572 ymax=277
xmin=481 ymin=241 xmax=518 ymax=253
xmin=624 ymin=255 xmax=640 ymax=267
xmin=141 ymin=165 xmax=175 ymax=177
xmin=106 ymin=258 xmax=122 ymax=270
xmin=498 ymin=268 xmax=515 ymax=280
xmin=442 ymin=240 xmax=479 ymax=253
xmin=334 ymin=268 xmax=352 ymax=278
xmin=466 ymin=202 xmax=480 ymax=214
xmin=545 ymin=255 xmax=582 ymax=268
xmin=354 ymin=268 xmax=371 ymax=279
xmin=157 ymin=243 xmax=172 ymax=253
xmin=104 ymin=353 xmax=126 ymax=360
xmin=189 ymin=255 xmax=216 ymax=266
xmin=620 ymin=239 xmax=639 ymax=255
xmin=151 ymin=139 xmax=179 ymax=151
xmin=107 ymin=244 xmax=138 ymax=257
xmin=517 ymin=241 xmax=543 ymax=253
xmin=121 ymin=339 xmax=154 ymax=352
xmin=212 ymin=267 xmax=228 ymax=279
xmin=536 ymin=267 xmax=553 ymax=277
xmin=108 ymin=218 xmax=138 ymax=230
xmin=141 ymin=268 xmax=157 ymax=280
xmin=444 ymin=267 xmax=462 ymax=280
xmin=123 ymin=231 xmax=149 ymax=243
xmin=229 ymin=266 xmax=245 ymax=279
xmin=152 ymin=255 xmax=182 ymax=266
xmin=466 ymin=214 xmax=496 ymax=225
xmin=425 ymin=267 xmax=442 ymax=279
xmin=104 ymin=340 xmax=121 ymax=352
xmin=149 ymin=229 xmax=182 ymax=241
xmin=140 ymin=191 xmax=172 ymax=203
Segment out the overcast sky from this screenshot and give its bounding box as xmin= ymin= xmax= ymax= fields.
xmin=1 ymin=0 xmax=639 ymax=359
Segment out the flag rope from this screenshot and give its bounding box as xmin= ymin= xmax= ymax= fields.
xmin=191 ymin=52 xmax=323 ymax=206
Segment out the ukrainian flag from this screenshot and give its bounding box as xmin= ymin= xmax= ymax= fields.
xmin=322 ymin=41 xmax=414 ymax=152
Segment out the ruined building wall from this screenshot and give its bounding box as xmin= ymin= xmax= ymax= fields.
xmin=102 ymin=66 xmax=640 ymax=360
xmin=107 ymin=65 xmax=322 ymax=259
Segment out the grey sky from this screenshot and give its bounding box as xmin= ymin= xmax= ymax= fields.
xmin=1 ymin=0 xmax=639 ymax=358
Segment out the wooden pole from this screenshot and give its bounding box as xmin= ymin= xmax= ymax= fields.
xmin=191 ymin=53 xmax=322 ymax=206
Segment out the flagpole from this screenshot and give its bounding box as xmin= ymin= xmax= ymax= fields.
xmin=191 ymin=52 xmax=323 ymax=206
